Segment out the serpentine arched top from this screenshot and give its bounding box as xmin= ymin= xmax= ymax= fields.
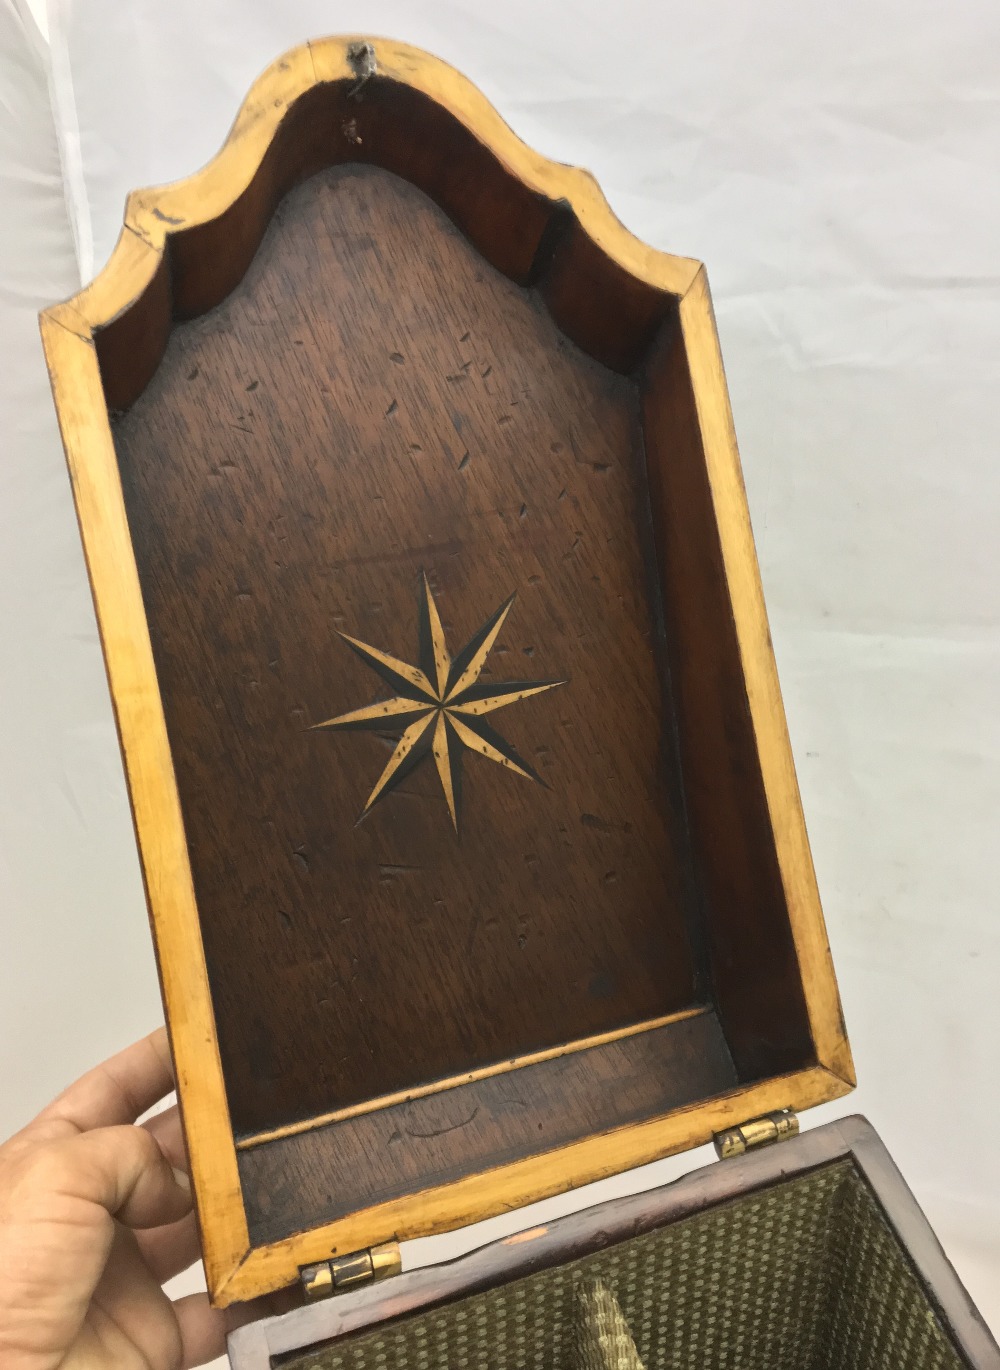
xmin=43 ymin=36 xmax=703 ymax=411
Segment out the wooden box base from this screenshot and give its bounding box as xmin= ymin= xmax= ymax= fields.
xmin=228 ymin=1119 xmax=1000 ymax=1370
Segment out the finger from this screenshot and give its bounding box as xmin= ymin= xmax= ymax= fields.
xmin=174 ymin=1291 xmax=228 ymax=1368
xmin=35 ymin=1028 xmax=174 ymax=1134
xmin=137 ymin=1210 xmax=201 ymax=1284
xmin=143 ymin=1103 xmax=186 ymax=1170
xmin=89 ymin=1223 xmax=184 ymax=1370
xmin=0 ymin=1193 xmax=180 ymax=1370
xmin=27 ymin=1125 xmax=192 ymax=1230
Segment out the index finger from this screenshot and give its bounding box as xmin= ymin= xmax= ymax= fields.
xmin=34 ymin=1028 xmax=175 ymax=1134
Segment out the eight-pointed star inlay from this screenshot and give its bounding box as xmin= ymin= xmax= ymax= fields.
xmin=311 ymin=576 xmax=567 ymax=831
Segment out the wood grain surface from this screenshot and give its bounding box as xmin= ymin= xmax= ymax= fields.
xmin=238 ymin=1008 xmax=735 ymax=1246
xmin=642 ymin=314 xmax=814 ymax=1079
xmin=112 ymin=165 xmax=703 ymax=1137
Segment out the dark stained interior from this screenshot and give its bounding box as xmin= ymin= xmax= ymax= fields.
xmin=113 ymin=165 xmax=705 ymax=1136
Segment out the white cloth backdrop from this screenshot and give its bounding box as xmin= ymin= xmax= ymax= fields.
xmin=1 ymin=0 xmax=998 ymax=1353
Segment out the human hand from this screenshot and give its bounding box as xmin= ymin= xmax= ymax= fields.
xmin=0 ymin=1028 xmax=227 ymax=1370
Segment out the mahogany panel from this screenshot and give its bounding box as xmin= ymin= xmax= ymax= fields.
xmin=111 ymin=164 xmax=703 ymax=1139
xmin=95 ymin=250 xmax=173 ymax=413
xmin=641 ymin=317 xmax=814 ymax=1078
xmin=238 ymin=1008 xmax=736 ymax=1247
xmin=538 ymin=218 xmax=675 ymax=374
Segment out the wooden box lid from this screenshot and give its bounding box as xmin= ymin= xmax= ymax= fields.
xmin=40 ymin=36 xmax=854 ymax=1307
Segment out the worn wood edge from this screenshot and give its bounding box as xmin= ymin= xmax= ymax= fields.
xmin=235 ymin=1005 xmax=712 ymax=1151
xmin=37 ymin=315 xmax=251 ymax=1300
xmin=841 ymin=1118 xmax=1000 ymax=1367
xmin=218 ymin=1063 xmax=851 ymax=1305
xmin=678 ymin=267 xmax=856 ymax=1089
xmin=39 ymin=35 xmax=700 ymax=348
xmin=360 ymin=38 xmax=701 ymax=297
xmin=42 ymin=225 xmax=161 ymax=340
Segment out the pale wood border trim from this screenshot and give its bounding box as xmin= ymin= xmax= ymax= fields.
xmin=679 ymin=268 xmax=855 ymax=1086
xmin=44 ymin=37 xmax=702 ymax=347
xmin=38 ymin=316 xmax=249 ymax=1297
xmin=39 ymin=35 xmax=851 ymax=1307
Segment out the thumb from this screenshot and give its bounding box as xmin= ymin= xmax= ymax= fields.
xmin=25 ymin=1125 xmax=193 ymax=1231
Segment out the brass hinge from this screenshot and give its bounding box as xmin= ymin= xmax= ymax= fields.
xmin=714 ymin=1109 xmax=799 ymax=1158
xmin=300 ymin=1241 xmax=402 ymax=1300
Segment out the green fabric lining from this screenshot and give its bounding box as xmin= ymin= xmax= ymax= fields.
xmin=281 ymin=1160 xmax=965 ymax=1370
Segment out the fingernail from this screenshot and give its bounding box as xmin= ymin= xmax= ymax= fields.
xmin=172 ymin=1166 xmax=191 ymax=1193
